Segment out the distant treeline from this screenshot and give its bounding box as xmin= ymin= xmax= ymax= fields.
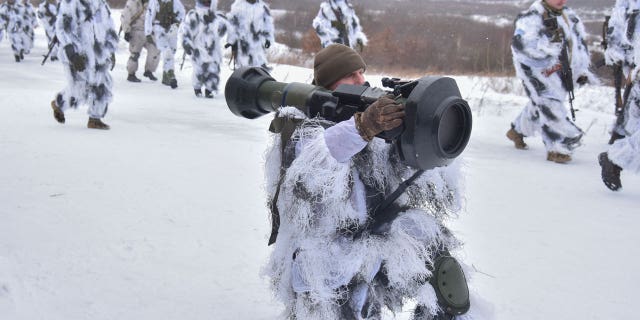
xmin=102 ymin=0 xmax=609 ymax=77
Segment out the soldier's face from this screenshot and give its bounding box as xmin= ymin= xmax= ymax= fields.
xmin=329 ymin=68 xmax=365 ymax=90
xmin=545 ymin=0 xmax=566 ymax=10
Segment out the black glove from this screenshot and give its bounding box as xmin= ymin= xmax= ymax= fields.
xmin=264 ymin=40 xmax=270 ymax=49
xmin=110 ymin=53 xmax=116 ymax=71
xmin=183 ymin=44 xmax=193 ymax=55
xmin=146 ymin=34 xmax=155 ymax=46
xmin=203 ymin=13 xmax=213 ymax=24
xmin=124 ymin=32 xmax=131 ymax=42
xmin=225 ymin=42 xmax=237 ymax=50
xmin=354 ymin=95 xmax=405 ymax=141
xmin=577 ymin=75 xmax=588 ymax=86
xmin=64 ymin=44 xmax=86 ymax=72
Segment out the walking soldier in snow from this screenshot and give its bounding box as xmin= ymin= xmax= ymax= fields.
xmin=50 ymin=0 xmax=118 ymax=130
xmin=604 ymin=0 xmax=640 ymax=144
xmin=37 ymin=0 xmax=59 ymax=62
xmin=261 ymin=44 xmax=477 ymax=320
xmin=226 ymin=0 xmax=274 ymax=70
xmin=312 ymin=0 xmax=367 ymax=51
xmin=507 ymin=0 xmax=597 ymax=163
xmin=181 ymin=0 xmax=227 ymax=98
xmin=21 ymin=0 xmax=37 ymax=55
xmin=0 ymin=0 xmax=30 ymax=62
xmin=599 ymin=11 xmax=640 ymax=192
xmin=121 ymin=0 xmax=160 ymax=82
xmin=144 ymin=0 xmax=185 ymax=88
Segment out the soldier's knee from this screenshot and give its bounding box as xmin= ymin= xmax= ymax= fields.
xmin=129 ymin=52 xmax=141 ymax=61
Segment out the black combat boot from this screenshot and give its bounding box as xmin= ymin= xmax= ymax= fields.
xmin=204 ymin=89 xmax=213 ymax=98
xmin=143 ymin=70 xmax=157 ymax=81
xmin=127 ymin=74 xmax=142 ymax=82
xmin=599 ymin=152 xmax=622 ymax=191
xmin=608 ymin=132 xmax=625 ymax=145
xmin=14 ymin=55 xmax=20 ymax=62
xmin=194 ymin=89 xmax=202 ymax=97
xmin=87 ymin=118 xmax=110 ymax=130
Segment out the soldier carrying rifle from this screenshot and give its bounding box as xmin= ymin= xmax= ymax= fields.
xmin=507 ymin=0 xmax=597 ymax=164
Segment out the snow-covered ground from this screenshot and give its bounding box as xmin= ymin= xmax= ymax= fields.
xmin=1 ymin=11 xmax=638 ymax=320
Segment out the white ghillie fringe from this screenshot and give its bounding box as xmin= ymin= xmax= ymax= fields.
xmin=262 ymin=109 xmax=485 ymax=319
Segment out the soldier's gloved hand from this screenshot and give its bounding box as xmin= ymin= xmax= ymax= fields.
xmin=124 ymin=32 xmax=131 ymax=42
xmin=146 ymin=34 xmax=155 ymax=46
xmin=183 ymin=43 xmax=193 ymax=55
xmin=110 ymin=53 xmax=116 ymax=71
xmin=354 ymin=95 xmax=405 ymax=141
xmin=576 ymin=75 xmax=588 ymax=86
xmin=203 ymin=13 xmax=213 ymax=24
xmin=264 ymin=40 xmax=270 ymax=49
xmin=225 ymin=42 xmax=238 ymax=53
xmin=64 ymin=44 xmax=86 ymax=72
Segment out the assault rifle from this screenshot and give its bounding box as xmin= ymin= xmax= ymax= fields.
xmin=41 ymin=36 xmax=58 ymax=65
xmin=543 ymin=16 xmax=577 ymax=121
xmin=179 ymin=51 xmax=187 ymax=71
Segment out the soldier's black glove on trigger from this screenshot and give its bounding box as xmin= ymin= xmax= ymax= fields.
xmin=264 ymin=40 xmax=270 ymax=49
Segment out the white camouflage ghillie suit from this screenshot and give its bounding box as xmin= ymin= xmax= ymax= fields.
xmin=50 ymin=0 xmax=118 ymax=130
xmin=226 ymin=0 xmax=274 ymax=69
xmin=181 ymin=0 xmax=227 ymax=98
xmin=145 ymin=0 xmax=185 ymax=88
xmin=121 ymin=0 xmax=160 ymax=82
xmin=37 ymin=0 xmax=59 ymax=62
xmin=312 ymin=0 xmax=367 ymax=51
xmin=599 ymin=12 xmax=640 ymax=191
xmin=21 ymin=0 xmax=37 ymax=54
xmin=508 ymin=0 xmax=597 ymax=163
xmin=604 ymin=0 xmax=640 ymax=143
xmin=0 ymin=0 xmax=30 ymax=61
xmin=264 ymin=108 xmax=481 ymax=319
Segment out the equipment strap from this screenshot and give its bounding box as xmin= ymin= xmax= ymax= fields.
xmin=267 ymin=116 xmax=302 ymax=245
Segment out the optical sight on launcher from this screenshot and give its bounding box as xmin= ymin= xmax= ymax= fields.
xmin=225 ymin=67 xmax=472 ymax=171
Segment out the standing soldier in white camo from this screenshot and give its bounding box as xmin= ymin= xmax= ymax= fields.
xmin=226 ymin=0 xmax=274 ymax=70
xmin=145 ymin=0 xmax=185 ymax=88
xmin=37 ymin=0 xmax=59 ymax=62
xmin=181 ymin=0 xmax=227 ymax=98
xmin=312 ymin=0 xmax=367 ymax=51
xmin=121 ymin=0 xmax=160 ymax=82
xmin=0 ymin=0 xmax=30 ymax=62
xmin=507 ymin=0 xmax=597 ymax=163
xmin=599 ymin=11 xmax=640 ymax=192
xmin=604 ymin=0 xmax=640 ymax=144
xmin=50 ymin=0 xmax=118 ymax=130
xmin=21 ymin=0 xmax=37 ymax=55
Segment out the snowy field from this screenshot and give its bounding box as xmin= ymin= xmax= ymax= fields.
xmin=1 ymin=11 xmax=639 ymax=320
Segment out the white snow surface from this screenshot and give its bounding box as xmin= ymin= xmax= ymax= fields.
xmin=1 ymin=10 xmax=639 ymax=320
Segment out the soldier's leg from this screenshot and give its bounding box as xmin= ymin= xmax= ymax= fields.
xmin=127 ymin=33 xmax=145 ymax=77
xmin=536 ymin=99 xmax=583 ymax=163
xmin=86 ymin=70 xmax=113 ymax=130
xmin=143 ymin=40 xmax=161 ymax=76
xmin=192 ymin=60 xmax=205 ymax=97
xmin=9 ymin=33 xmax=22 ymax=61
xmin=51 ymin=76 xmax=87 ymax=123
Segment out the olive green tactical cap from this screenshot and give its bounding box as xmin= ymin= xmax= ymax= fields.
xmin=313 ymin=44 xmax=366 ymax=89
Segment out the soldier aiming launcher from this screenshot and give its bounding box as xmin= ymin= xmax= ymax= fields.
xmin=225 ymin=67 xmax=473 ymax=171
